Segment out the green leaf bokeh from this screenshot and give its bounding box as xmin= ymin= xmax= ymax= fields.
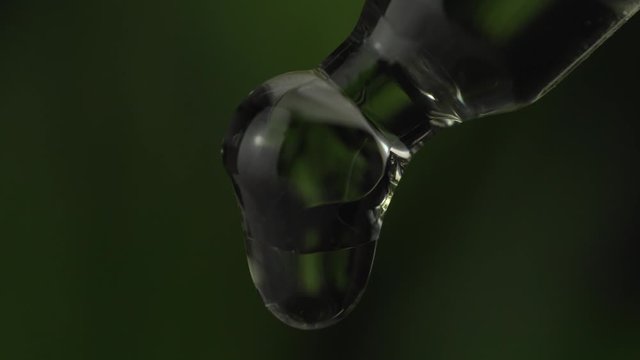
xmin=1 ymin=1 xmax=639 ymax=359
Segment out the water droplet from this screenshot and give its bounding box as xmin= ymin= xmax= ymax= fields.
xmin=222 ymin=71 xmax=409 ymax=329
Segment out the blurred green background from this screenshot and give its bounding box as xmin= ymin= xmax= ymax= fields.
xmin=1 ymin=1 xmax=639 ymax=359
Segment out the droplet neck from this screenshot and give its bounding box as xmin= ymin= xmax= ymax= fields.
xmin=319 ymin=40 xmax=433 ymax=149
xmin=319 ymin=17 xmax=469 ymax=150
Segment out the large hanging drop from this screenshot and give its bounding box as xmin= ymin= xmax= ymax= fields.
xmin=222 ymin=71 xmax=409 ymax=329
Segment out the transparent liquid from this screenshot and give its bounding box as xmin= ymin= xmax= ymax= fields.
xmin=340 ymin=0 xmax=640 ymax=117
xmin=222 ymin=72 xmax=407 ymax=329
xmin=249 ymin=239 xmax=376 ymax=330
xmin=223 ymin=0 xmax=639 ymax=329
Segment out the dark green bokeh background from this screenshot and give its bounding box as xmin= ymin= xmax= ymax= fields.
xmin=1 ymin=1 xmax=639 ymax=359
